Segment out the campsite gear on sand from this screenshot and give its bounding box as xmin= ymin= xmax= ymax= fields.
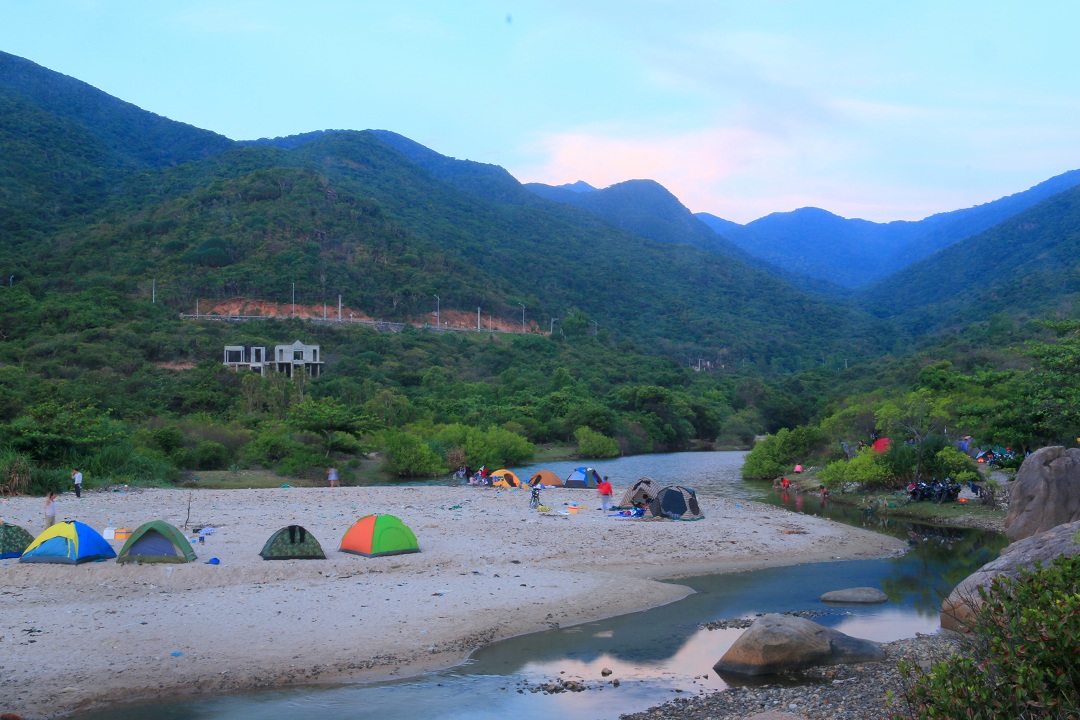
xmin=648 ymin=486 xmax=704 ymax=520
xmin=529 ymin=487 xmax=541 ymax=510
xmin=117 ymin=520 xmax=198 ymax=564
xmin=340 ymin=514 xmax=420 ymax=557
xmin=0 ymin=521 xmax=34 ymax=559
xmin=20 ymin=520 xmax=117 ymax=564
xmin=114 ymin=528 xmax=133 ymax=541
xmin=528 ymin=470 xmax=563 ymax=487
xmin=563 ymin=467 xmax=601 ymax=489
xmin=206 ymin=557 xmax=220 ymax=565
xmin=260 ymin=524 xmax=326 ymax=560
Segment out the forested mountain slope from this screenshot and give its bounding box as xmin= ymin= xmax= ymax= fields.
xmin=697 ymin=169 xmax=1080 ymax=289
xmin=18 ymin=129 xmax=895 ymax=371
xmin=860 ymin=184 xmax=1080 ymax=334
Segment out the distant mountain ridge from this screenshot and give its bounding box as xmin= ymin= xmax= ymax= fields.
xmin=524 ymin=178 xmax=752 ymax=261
xmin=697 ymin=169 xmax=1080 ymax=288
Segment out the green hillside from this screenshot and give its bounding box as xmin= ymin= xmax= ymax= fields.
xmin=861 ymin=184 xmax=1080 ymax=333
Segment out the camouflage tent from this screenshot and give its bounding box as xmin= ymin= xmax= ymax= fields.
xmin=0 ymin=522 xmax=34 ymax=559
xmin=260 ymin=525 xmax=326 ymax=560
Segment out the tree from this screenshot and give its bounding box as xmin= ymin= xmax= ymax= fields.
xmin=876 ymin=390 xmax=954 ymax=482
xmin=3 ymin=401 xmax=124 ymax=465
xmin=287 ymin=397 xmax=375 ymax=457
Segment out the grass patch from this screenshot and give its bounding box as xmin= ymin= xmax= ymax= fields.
xmin=182 ymin=469 xmax=322 ymax=489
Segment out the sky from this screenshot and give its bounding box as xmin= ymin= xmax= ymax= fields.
xmin=1 ymin=0 xmax=1079 ymax=223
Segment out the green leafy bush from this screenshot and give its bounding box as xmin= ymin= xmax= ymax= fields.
xmin=742 ymin=426 xmax=823 ymax=480
xmin=818 ymin=448 xmax=892 ymax=490
xmin=574 ymin=426 xmax=620 ymax=458
xmin=382 ymin=431 xmax=446 ymax=477
xmin=896 ymin=555 xmax=1080 ymax=719
xmin=194 ymin=441 xmax=230 ymax=470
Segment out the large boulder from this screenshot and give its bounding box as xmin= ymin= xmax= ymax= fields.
xmin=941 ymin=519 xmax=1080 ymax=632
xmin=713 ymin=613 xmax=884 ymax=676
xmin=1004 ymin=446 xmax=1080 ymax=542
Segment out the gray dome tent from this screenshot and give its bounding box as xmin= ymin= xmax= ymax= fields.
xmin=648 ymin=485 xmax=704 ymax=520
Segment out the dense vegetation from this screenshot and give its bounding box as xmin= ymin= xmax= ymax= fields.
xmin=742 ymin=319 xmax=1080 ymax=489
xmin=0 ymin=282 xmax=804 ymax=491
xmin=896 ymin=553 xmax=1080 ymax=719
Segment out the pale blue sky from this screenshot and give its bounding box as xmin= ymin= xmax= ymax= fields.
xmin=2 ymin=1 xmax=1077 ymax=223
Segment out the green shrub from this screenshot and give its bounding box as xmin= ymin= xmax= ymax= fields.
xmin=818 ymin=448 xmax=893 ymax=491
xmin=240 ymin=433 xmax=307 ymax=466
xmin=574 ymin=426 xmax=620 ymax=458
xmin=275 ymin=449 xmax=326 ymax=478
xmin=896 ymin=555 xmax=1080 ymax=719
xmin=382 ymin=431 xmax=446 ymax=477
xmin=194 ymin=441 xmax=230 ymax=470
xmin=742 ymin=426 xmax=822 ymax=480
xmin=30 ymin=465 xmax=70 ymax=495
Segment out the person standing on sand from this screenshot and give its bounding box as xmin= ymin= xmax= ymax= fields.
xmin=327 ymin=467 xmax=339 ymax=488
xmin=597 ymin=476 xmax=613 ymax=512
xmin=44 ymin=492 xmax=56 ymax=528
xmin=71 ymin=469 xmax=82 ymax=498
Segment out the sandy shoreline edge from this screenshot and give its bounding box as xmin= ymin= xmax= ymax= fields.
xmin=0 ymin=486 xmax=905 ymax=719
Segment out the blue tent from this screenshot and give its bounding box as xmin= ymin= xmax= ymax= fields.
xmin=20 ymin=520 xmax=117 ymax=564
xmin=564 ymin=467 xmax=601 ymax=489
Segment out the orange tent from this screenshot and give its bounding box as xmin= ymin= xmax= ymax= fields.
xmin=490 ymin=469 xmax=523 ymax=487
xmin=528 ymin=470 xmax=563 ymax=487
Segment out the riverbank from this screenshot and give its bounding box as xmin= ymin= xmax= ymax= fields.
xmin=622 ymin=631 xmax=960 ymax=720
xmin=0 ymin=486 xmax=904 ymax=719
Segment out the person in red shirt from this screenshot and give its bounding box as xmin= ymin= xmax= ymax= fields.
xmin=597 ymin=476 xmax=613 ymax=512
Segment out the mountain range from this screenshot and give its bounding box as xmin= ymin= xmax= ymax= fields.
xmin=2 ymin=48 xmax=1079 ymax=373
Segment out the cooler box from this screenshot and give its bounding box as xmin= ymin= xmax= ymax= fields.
xmin=114 ymin=528 xmax=133 ymax=541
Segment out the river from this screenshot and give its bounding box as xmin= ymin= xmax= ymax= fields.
xmin=78 ymin=451 xmax=1005 ymax=720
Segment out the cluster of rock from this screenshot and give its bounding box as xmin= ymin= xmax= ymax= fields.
xmin=941 ymin=445 xmax=1080 ymax=630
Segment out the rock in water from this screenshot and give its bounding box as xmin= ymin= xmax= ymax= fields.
xmin=819 ymin=587 xmax=888 ymax=604
xmin=713 ymin=613 xmax=884 ymax=676
xmin=1005 ymin=446 xmax=1080 ymax=542
xmin=941 ymin=519 xmax=1080 ymax=632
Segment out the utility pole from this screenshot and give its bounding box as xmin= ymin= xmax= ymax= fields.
xmin=477 ymin=306 xmax=481 ymax=331
xmin=434 ymin=294 xmax=440 ymax=327
xmin=591 ymin=320 xmax=598 ymax=336
xmin=338 ymin=295 xmax=342 ymax=321
xmin=291 ymin=283 xmax=295 ymax=317
xmin=519 ymin=303 xmax=526 ymax=333
xmin=152 ymin=279 xmax=156 ymax=303
xmin=550 ymin=318 xmax=557 ymax=334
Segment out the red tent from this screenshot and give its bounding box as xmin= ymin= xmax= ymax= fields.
xmin=871 ymin=437 xmax=892 ymax=454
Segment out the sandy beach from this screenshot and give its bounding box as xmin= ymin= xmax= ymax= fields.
xmin=0 ymin=486 xmax=904 ymax=719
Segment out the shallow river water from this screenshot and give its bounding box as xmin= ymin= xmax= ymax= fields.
xmin=79 ymin=452 xmax=1005 ymax=720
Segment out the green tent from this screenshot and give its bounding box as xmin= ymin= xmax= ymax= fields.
xmin=340 ymin=514 xmax=420 ymax=557
xmin=260 ymin=525 xmax=326 ymax=560
xmin=0 ymin=522 xmax=34 ymax=559
xmin=117 ymin=520 xmax=197 ymax=564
